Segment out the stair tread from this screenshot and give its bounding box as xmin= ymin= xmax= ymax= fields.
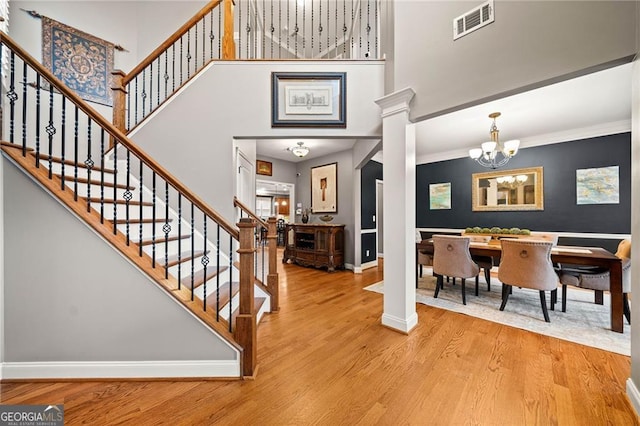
xmin=163 ymin=249 xmax=210 ymax=268
xmin=114 ymin=218 xmax=172 ymax=224
xmin=181 ymin=266 xmax=230 ymax=289
xmin=85 ymin=197 xmax=154 ymax=206
xmin=230 ymin=297 xmax=267 ymax=324
xmin=204 ymin=281 xmax=238 ymax=309
xmin=135 ymin=234 xmax=191 ymax=246
xmin=54 ymin=174 xmax=134 ymax=190
xmin=30 ymin=152 xmax=115 ymax=173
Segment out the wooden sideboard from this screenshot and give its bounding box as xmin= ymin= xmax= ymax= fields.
xmin=283 ymin=223 xmax=345 ymax=272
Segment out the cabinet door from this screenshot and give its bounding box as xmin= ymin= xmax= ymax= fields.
xmin=315 ymin=228 xmax=329 ymax=252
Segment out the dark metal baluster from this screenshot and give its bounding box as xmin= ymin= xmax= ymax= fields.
xmin=247 ymin=0 xmax=251 ymax=58
xmin=139 ymin=158 xmax=144 ymax=256
xmin=351 ymin=0 xmax=355 ymax=55
xmin=126 ymin=81 xmax=131 ymax=130
xmin=134 ymin=76 xmax=139 ymax=127
xmin=156 ymin=57 xmax=160 ymax=109
xmin=301 ymin=0 xmax=305 ymax=57
xmin=187 ymin=30 xmax=192 ymax=79
xmin=164 ymin=52 xmax=168 ymax=101
xmin=141 ymin=69 xmax=147 ymax=119
xmin=35 ymin=74 xmax=41 ymax=166
xmin=318 ymin=0 xmax=322 ymax=55
xmin=335 ymin=1 xmax=338 ymax=58
xmin=59 ymin=98 xmax=66 ymax=186
xmin=359 ymin=0 xmax=362 ymax=56
xmin=164 ymin=182 xmax=170 ymax=279
xmin=202 ymin=214 xmax=209 ymax=311
xmin=100 ymin=129 xmax=105 ymax=223
xmin=194 ymin=22 xmax=198 ymax=71
xmin=85 ymin=118 xmax=93 ymax=211
xmin=294 ymin=0 xmax=298 ymax=57
xmin=262 ymin=0 xmax=266 ymax=58
xmin=201 ymin=15 xmax=205 ymax=64
xmin=238 ymin=0 xmax=242 ymax=59
xmin=46 ymin=84 xmax=55 ymax=179
xmin=215 ymin=224 xmax=221 ymax=320
xmin=7 ymin=52 xmax=16 ymax=144
xmin=311 ymin=0 xmax=315 ymax=55
xmin=180 ymin=37 xmax=184 ymax=86
xmin=152 ymin=171 xmax=157 ymax=267
xmin=112 ymin=143 xmax=118 ymax=235
xmin=343 ymin=0 xmax=347 ymax=57
xmin=178 ymin=193 xmax=182 ymax=289
xmin=270 ymin=0 xmax=274 ymax=59
xmin=327 ymin=0 xmax=330 ymax=55
xmin=172 ymin=44 xmax=176 ymax=92
xmin=366 ymin=0 xmax=371 ymax=57
xmin=124 ymin=149 xmax=131 ymax=245
xmin=375 ymin=0 xmax=378 ymax=58
xmin=278 ymin=0 xmax=282 ymax=58
xmin=190 ymin=203 xmax=195 ymax=300
xmin=211 ymin=9 xmax=216 ymax=60
xmin=73 ymin=106 xmax=79 ymax=201
xmin=149 ymin=60 xmax=153 ymax=113
xmin=21 ymin=61 xmax=27 ymax=155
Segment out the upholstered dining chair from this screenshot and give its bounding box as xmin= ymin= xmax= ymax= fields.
xmin=461 ymin=233 xmax=494 ymax=291
xmin=432 ymin=235 xmax=480 ymax=305
xmin=498 ymin=239 xmax=559 ymax=322
xmin=558 ymin=239 xmax=631 ymax=323
xmin=416 ymin=230 xmax=433 ymax=279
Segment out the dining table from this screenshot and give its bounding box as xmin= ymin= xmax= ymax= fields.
xmin=416 ymin=239 xmax=625 ymax=333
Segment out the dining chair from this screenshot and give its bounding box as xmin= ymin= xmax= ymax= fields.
xmin=461 ymin=233 xmax=494 ymax=291
xmin=558 ymin=239 xmax=631 ymax=323
xmin=416 ymin=230 xmax=433 ymax=279
xmin=432 ymin=235 xmax=480 ymax=305
xmin=498 ymin=239 xmax=559 ymax=322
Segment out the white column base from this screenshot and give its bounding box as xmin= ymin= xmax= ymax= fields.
xmin=381 ymin=312 xmax=418 ymax=334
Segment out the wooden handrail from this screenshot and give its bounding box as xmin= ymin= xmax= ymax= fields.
xmin=0 ymin=30 xmax=239 ymax=241
xmin=123 ymin=0 xmax=222 ymax=86
xmin=234 ymin=196 xmax=268 ymax=229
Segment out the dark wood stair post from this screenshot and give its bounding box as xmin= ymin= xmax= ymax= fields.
xmin=235 ymin=218 xmax=257 ymax=377
xmin=266 ymin=217 xmax=280 ymax=312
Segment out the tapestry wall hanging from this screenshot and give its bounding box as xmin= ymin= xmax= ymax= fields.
xmin=42 ymin=16 xmax=114 ymax=106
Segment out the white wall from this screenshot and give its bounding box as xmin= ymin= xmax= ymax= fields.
xmin=2 ymin=156 xmax=237 ymax=376
xmin=394 ymin=1 xmax=637 ymax=120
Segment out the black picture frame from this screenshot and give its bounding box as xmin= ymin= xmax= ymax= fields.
xmin=271 ymin=72 xmax=346 ymax=128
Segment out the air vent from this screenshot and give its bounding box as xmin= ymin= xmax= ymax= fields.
xmin=453 ymin=0 xmax=494 ymax=40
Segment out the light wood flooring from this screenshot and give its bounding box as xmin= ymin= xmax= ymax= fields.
xmin=1 ymin=255 xmax=638 ymax=425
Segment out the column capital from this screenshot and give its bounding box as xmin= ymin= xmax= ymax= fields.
xmin=375 ymin=87 xmax=416 ymax=119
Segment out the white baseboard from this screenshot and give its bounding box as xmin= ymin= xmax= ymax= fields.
xmin=381 ymin=312 xmax=418 ymax=334
xmin=626 ymin=378 xmax=640 ymax=416
xmin=0 ymin=360 xmax=240 ymax=380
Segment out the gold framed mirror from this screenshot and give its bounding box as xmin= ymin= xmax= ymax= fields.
xmin=472 ymin=166 xmax=544 ymax=211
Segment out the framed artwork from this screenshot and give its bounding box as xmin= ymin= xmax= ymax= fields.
xmin=576 ymin=166 xmax=619 ymax=205
xmin=256 ymin=160 xmax=273 ymax=176
xmin=271 ymin=72 xmax=346 ymax=128
xmin=429 ymin=182 xmax=451 ymax=210
xmin=311 ymin=162 xmax=338 ymax=213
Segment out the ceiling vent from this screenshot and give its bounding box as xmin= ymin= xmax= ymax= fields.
xmin=453 ymin=0 xmax=494 ymax=40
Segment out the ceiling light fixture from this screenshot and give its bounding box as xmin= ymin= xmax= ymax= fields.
xmin=289 ymin=141 xmax=310 ymax=158
xmin=469 ymin=112 xmax=520 ymax=169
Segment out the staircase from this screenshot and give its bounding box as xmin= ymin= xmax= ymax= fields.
xmin=0 ymin=30 xmax=279 ymax=378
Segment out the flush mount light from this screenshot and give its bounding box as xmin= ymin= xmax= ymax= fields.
xmin=288 ymin=142 xmax=310 ymax=158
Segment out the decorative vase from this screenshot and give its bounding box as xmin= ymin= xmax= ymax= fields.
xmin=301 ymin=213 xmax=309 ymax=223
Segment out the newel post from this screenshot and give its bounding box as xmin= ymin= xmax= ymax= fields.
xmin=235 ymin=218 xmax=257 ymax=377
xmin=111 ymin=69 xmax=127 ymax=146
xmin=267 ymin=217 xmax=279 ymax=312
xmin=222 ymin=0 xmax=236 ymax=59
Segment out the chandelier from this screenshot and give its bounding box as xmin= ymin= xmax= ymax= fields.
xmin=469 ymin=112 xmax=520 ymax=169
xmin=288 ymin=142 xmax=310 ymax=158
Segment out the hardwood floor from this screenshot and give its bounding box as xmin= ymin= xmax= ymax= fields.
xmin=1 ymin=256 xmax=638 ymax=425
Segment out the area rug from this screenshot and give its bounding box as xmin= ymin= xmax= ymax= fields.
xmin=364 ymin=269 xmax=630 ymax=356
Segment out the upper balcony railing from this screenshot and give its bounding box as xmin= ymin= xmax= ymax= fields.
xmin=113 ymin=0 xmax=381 ymax=133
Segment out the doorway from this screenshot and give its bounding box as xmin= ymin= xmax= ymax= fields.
xmin=256 ymin=180 xmax=295 ymax=223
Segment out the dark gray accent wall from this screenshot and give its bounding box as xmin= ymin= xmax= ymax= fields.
xmin=360 ymin=160 xmax=383 ymax=263
xmin=416 ymin=133 xmax=631 ymax=235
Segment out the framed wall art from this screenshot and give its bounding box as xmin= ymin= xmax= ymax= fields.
xmin=271 ymin=72 xmax=346 ymax=128
xmin=256 ymin=160 xmax=273 ymax=176
xmin=311 ymin=162 xmax=338 ymax=213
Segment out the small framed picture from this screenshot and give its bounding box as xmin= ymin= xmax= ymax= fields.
xmin=256 ymin=160 xmax=272 ymax=176
xmin=271 ymin=72 xmax=346 ymax=128
xmin=311 ymin=162 xmax=338 ymax=213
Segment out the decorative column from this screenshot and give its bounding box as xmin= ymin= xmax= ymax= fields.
xmin=375 ymin=88 xmax=417 ymax=333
